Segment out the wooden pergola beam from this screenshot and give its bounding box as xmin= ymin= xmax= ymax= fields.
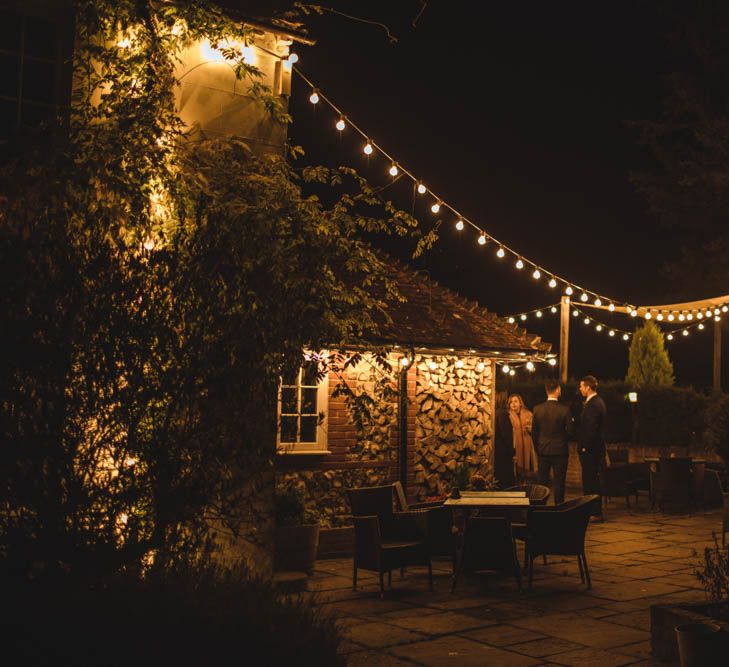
xmin=581 ymin=294 xmax=729 ymax=316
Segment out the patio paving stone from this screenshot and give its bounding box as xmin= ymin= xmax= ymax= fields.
xmin=345 ymin=621 xmax=428 ymax=649
xmin=458 ymin=623 xmax=546 ymax=646
xmin=387 ymin=636 xmax=541 ymax=667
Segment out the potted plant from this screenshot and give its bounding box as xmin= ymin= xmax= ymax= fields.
xmin=274 ymin=482 xmax=320 ymax=574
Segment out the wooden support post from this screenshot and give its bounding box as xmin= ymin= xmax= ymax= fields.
xmin=559 ymin=296 xmax=570 ymax=383
xmin=714 ymin=318 xmax=722 ymax=392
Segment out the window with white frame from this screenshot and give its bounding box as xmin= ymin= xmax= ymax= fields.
xmin=277 ymin=361 xmax=328 ymax=453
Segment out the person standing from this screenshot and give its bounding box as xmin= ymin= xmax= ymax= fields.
xmin=493 ymin=391 xmax=515 ymax=488
xmin=532 ymin=380 xmax=573 ymax=504
xmin=578 ymin=375 xmax=607 ymax=521
xmin=509 ymin=394 xmax=537 ymax=480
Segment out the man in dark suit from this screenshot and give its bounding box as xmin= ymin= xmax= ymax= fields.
xmin=578 ymin=375 xmax=607 ymax=521
xmin=532 ymin=379 xmax=573 ymax=504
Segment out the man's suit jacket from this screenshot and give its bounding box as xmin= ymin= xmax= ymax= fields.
xmin=532 ymin=400 xmax=573 ymax=457
xmin=578 ymin=395 xmax=607 ymax=455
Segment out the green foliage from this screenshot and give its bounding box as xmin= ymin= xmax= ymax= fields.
xmin=626 ymin=321 xmax=675 ymax=388
xmin=0 ymin=1 xmax=423 ymax=578
xmin=694 ymin=535 xmax=729 ymax=603
xmin=2 ymin=564 xmax=344 ymax=666
xmin=275 ymin=482 xmax=306 ymax=526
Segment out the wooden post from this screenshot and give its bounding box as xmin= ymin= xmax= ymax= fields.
xmin=559 ymin=296 xmax=570 ymax=383
xmin=714 ymin=318 xmax=722 ymax=391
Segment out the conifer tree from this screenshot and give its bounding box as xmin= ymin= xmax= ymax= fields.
xmin=626 ymin=320 xmax=675 ymax=387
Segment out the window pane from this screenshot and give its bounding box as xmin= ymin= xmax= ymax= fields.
xmin=20 ymin=101 xmax=51 ymax=130
xmin=0 ymin=53 xmax=19 ymax=98
xmin=302 ymin=361 xmax=319 ymax=386
xmin=0 ymin=11 xmax=22 ymax=52
xmin=301 ymin=388 xmax=317 ymax=414
xmin=280 ymin=416 xmax=297 ymax=443
xmin=281 ymin=368 xmax=298 ymax=386
xmin=280 ymin=387 xmax=297 ymax=414
xmin=300 ymin=416 xmax=317 ymax=443
xmin=22 ymin=60 xmax=54 ymax=104
xmin=25 ymin=17 xmax=56 ymax=60
xmin=0 ymin=99 xmax=17 ymax=138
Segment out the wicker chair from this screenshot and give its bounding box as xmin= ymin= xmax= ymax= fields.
xmin=653 ymin=458 xmax=692 ymax=515
xmin=629 ymin=461 xmax=651 ymax=505
xmin=514 ymin=495 xmax=600 ymax=590
xmin=346 ymin=486 xmax=433 ymax=596
xmin=600 ymin=464 xmax=639 ymax=508
xmin=451 ymin=517 xmax=522 ymax=593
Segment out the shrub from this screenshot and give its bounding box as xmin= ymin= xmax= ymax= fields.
xmin=626 ymin=321 xmax=675 ymax=387
xmin=2 ymin=564 xmax=344 ymax=666
xmin=693 ymin=535 xmax=729 ymax=605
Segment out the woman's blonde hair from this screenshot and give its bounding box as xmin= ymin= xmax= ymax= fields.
xmin=508 ymin=394 xmax=525 ymax=411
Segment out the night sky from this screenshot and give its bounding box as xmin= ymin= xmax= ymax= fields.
xmin=239 ymin=1 xmax=721 ymax=387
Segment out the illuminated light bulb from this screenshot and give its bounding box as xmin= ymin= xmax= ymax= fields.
xmin=683 ymin=329 xmax=689 ymax=336
xmin=705 ymin=311 xmax=713 ymax=319
xmin=608 ymin=303 xmax=615 ymax=312
xmin=644 ymin=312 xmax=652 ymax=320
xmin=594 ymin=298 xmax=602 ymax=307
xmin=515 ymin=258 xmax=524 ymax=270
xmin=143 ymin=236 xmax=155 ymax=251
xmin=400 ymin=356 xmax=409 ymax=366
xmin=417 ymin=182 xmax=427 ymax=194
xmin=548 ymin=358 xmax=557 ymax=366
xmin=520 ymin=314 xmax=527 ymax=321
xmin=584 ymin=317 xmax=590 ymax=325
xmin=656 ymin=313 xmax=664 ymax=321
xmin=125 ymin=457 xmax=136 ymax=467
xmin=526 ymin=361 xmax=535 ymax=372
xmin=551 ymin=306 xmax=558 ymax=314
xmin=572 ymin=310 xmax=579 ymax=317
xmin=580 ymin=293 xmax=588 ymax=302
xmin=496 ymin=247 xmax=506 ymax=258
xmin=502 ymin=364 xmax=511 ymax=374
xmin=565 ymin=286 xmax=574 ymax=296
xmin=623 ymin=333 xmax=630 ymax=341
xmin=697 ymin=312 xmax=703 ymax=320
xmin=455 ymin=359 xmax=464 ymax=369
xmin=723 ymin=305 xmax=728 ymax=313
xmin=508 ymin=317 xmax=515 ymax=324
xmin=549 ymin=277 xmax=557 ymax=288
xmin=477 ymin=233 xmax=486 ymax=245
xmin=431 ymin=202 xmax=441 ymax=214
xmin=117 ymin=37 xmax=132 ymax=49
xmin=532 ymin=269 xmax=541 ymax=280
xmin=668 ymin=313 xmax=675 ymax=321
xmin=596 ymin=324 xmax=603 ymax=331
xmin=309 ymin=90 xmax=319 ymax=104
xmin=427 ymin=360 xmax=437 ymax=371
xmin=667 ymin=333 xmax=674 ymax=341
xmin=336 ymin=117 xmax=346 ymax=131
xmin=678 ymin=313 xmax=685 ymax=321
xmin=287 ymin=52 xmax=299 ymax=64
xmin=363 ymin=142 xmax=373 ymax=155
xmin=536 ymin=310 xmax=543 ymax=318
xmin=687 ymin=313 xmax=693 ymax=321
xmin=120 ymin=513 xmax=129 ymax=524
xmin=716 ymin=316 xmax=722 ymax=322
xmin=715 ymin=308 xmax=722 ymax=316
xmin=389 ymin=163 xmax=399 ymax=177
xmin=456 ymin=219 xmax=465 ymax=231
xmin=509 ymin=369 xmax=516 ymax=376
xmin=609 ymin=330 xmax=615 ymax=337
xmin=699 ymin=323 xmax=705 ymax=330
xmin=630 ymin=309 xmax=637 ymax=317
xmin=477 ymin=361 xmax=485 ymax=372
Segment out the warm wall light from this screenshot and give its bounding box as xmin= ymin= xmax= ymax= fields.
xmin=628 ymin=391 xmax=638 ymax=403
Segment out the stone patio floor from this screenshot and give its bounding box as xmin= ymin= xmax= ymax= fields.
xmin=305 ymin=495 xmax=725 ymax=666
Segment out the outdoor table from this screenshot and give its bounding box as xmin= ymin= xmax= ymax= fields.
xmin=457 ymin=491 xmax=527 ymax=498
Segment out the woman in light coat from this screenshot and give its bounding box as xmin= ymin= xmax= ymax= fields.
xmin=508 ymin=394 xmax=538 ymax=478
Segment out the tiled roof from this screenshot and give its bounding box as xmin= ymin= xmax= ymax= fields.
xmin=370 ymin=256 xmax=552 ymax=358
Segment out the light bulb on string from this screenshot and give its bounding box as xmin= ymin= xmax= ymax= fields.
xmin=536 ymin=310 xmax=543 ymax=318
xmin=309 ymin=90 xmax=319 ymax=104
xmin=400 ymin=356 xmax=409 ymax=366
xmin=515 ymin=258 xmax=524 ymax=270
xmin=657 ymin=313 xmax=664 ymax=321
xmin=550 ymin=306 xmax=558 ymax=314
xmin=287 ymin=52 xmax=299 ymax=64
xmin=363 ymin=141 xmax=373 ymax=155
xmin=455 ymin=359 xmax=464 ymax=369
xmin=548 ymin=358 xmax=557 ymax=366
xmin=526 ymin=361 xmax=535 ymax=372
xmin=667 ymin=333 xmax=674 ymax=340
xmin=502 ymin=364 xmax=510 ymax=374
xmin=678 ymin=313 xmax=685 ymax=321
xmin=549 ymin=277 xmax=557 ymax=288
xmin=609 ymin=330 xmax=615 ymax=337
xmin=608 ymin=303 xmax=615 ymax=312
xmin=697 ymin=312 xmax=703 ymax=320
xmin=431 ymin=202 xmax=441 ymax=214
xmin=705 ymin=310 xmax=712 ymax=319
xmin=532 ymin=268 xmax=541 ymax=280
xmin=687 ymin=313 xmax=693 ymax=321
xmin=623 ymin=333 xmax=630 ymax=341
xmin=520 ymin=314 xmax=527 ymax=321
xmin=572 ymin=310 xmax=578 ymax=317
xmin=565 ymin=286 xmax=573 ymax=296
xmin=723 ymin=306 xmax=728 ymax=313
xmin=715 ymin=308 xmax=722 ymax=316
xmin=594 ymin=298 xmax=602 ymax=307
xmin=509 ymin=369 xmax=516 ymax=376
xmin=699 ymin=323 xmax=705 ymax=330
xmin=645 ymin=312 xmax=652 ymax=320
xmin=683 ymin=329 xmax=690 ymax=336
xmin=630 ymin=309 xmax=638 ymax=317
xmin=417 ymin=182 xmax=427 ymax=194
xmin=477 ymin=233 xmax=486 ymax=245
xmin=456 ymin=219 xmax=465 ymax=231
xmin=508 ymin=317 xmax=515 ymax=324
xmin=143 ymin=235 xmax=155 ymax=251
xmin=336 ymin=117 xmax=346 ymax=131
xmin=583 ymin=317 xmax=590 ymax=325
xmin=716 ymin=316 xmax=722 ymax=322
xmin=427 ymin=359 xmax=437 ymax=371
xmin=389 ymin=163 xmax=399 ymax=177
xmin=668 ymin=314 xmax=675 ymax=322
xmin=496 ymin=247 xmax=506 ymax=259
xmin=596 ymin=324 xmax=603 ymax=331
xmin=477 ymin=361 xmax=485 ymax=372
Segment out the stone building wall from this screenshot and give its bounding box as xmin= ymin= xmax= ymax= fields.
xmin=412 ymin=355 xmax=494 ymax=501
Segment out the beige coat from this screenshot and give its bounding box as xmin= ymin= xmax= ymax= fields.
xmin=509 ymin=399 xmax=538 ymax=473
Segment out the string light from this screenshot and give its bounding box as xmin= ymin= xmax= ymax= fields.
xmin=644 ymin=312 xmax=652 ymax=320
xmin=417 ymin=182 xmax=427 ymax=194
xmin=508 ymin=317 xmax=515 ymax=324
xmin=715 ymin=308 xmax=722 ymax=316
xmin=583 ymin=317 xmax=590 ymax=325
xmin=683 ymin=330 xmax=689 ymax=337
xmin=594 ymin=298 xmax=602 ymax=307
xmin=309 ymin=90 xmax=319 ymax=104
xmin=516 ymin=258 xmax=524 ymax=270
xmin=699 ymin=323 xmax=705 ymax=330
xmin=526 ymin=361 xmax=535 ymax=371
xmin=678 ymin=313 xmax=685 ymax=321
xmin=630 ymin=309 xmax=638 ymax=317
xmin=532 ymin=269 xmax=541 ymax=280
xmin=609 ymin=330 xmax=615 ymax=337
xmin=520 ymin=314 xmax=527 ymax=321
xmin=431 ymin=202 xmax=441 ymax=214
xmin=502 ymin=365 xmax=511 ymax=374
xmin=389 ymin=163 xmax=399 ymax=177
xmin=686 ymin=313 xmax=693 ymax=321
xmin=455 ymin=359 xmax=464 ymax=368
xmin=456 ymin=219 xmax=465 ymax=231
xmin=400 ymin=356 xmax=409 ymax=366
xmin=363 ymin=141 xmax=373 ymax=155
xmin=287 ymin=52 xmax=299 ymax=64
xmin=580 ymin=292 xmax=588 ymax=302
xmin=723 ymin=306 xmax=728 ymax=313
xmin=496 ymin=247 xmax=506 ymax=258
xmin=550 ymin=306 xmax=558 ymax=314
xmin=549 ymin=277 xmax=557 ymax=288
xmin=509 ymin=369 xmax=516 ymax=376
xmin=536 ymin=310 xmax=543 ymax=318
xmin=716 ymin=316 xmax=722 ymax=322
xmin=656 ymin=313 xmax=664 ymax=321
xmin=573 ymin=310 xmax=579 ymax=317
xmin=623 ymin=334 xmax=629 ymax=341
xmin=667 ymin=314 xmax=675 ymax=322
xmin=143 ymin=235 xmax=155 ymax=251
xmin=427 ymin=360 xmax=437 ymax=371
xmin=667 ymin=333 xmax=674 ymax=340
xmin=697 ymin=312 xmax=703 ymax=320
xmin=608 ymin=303 xmax=615 ymax=312
xmin=548 ymin=358 xmax=557 ymax=366
xmin=477 ymin=233 xmax=486 ymax=244
xmin=596 ymin=324 xmax=603 ymax=331
xmin=336 ymin=117 xmax=346 ymax=131
xmin=477 ymin=361 xmax=485 ymax=372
